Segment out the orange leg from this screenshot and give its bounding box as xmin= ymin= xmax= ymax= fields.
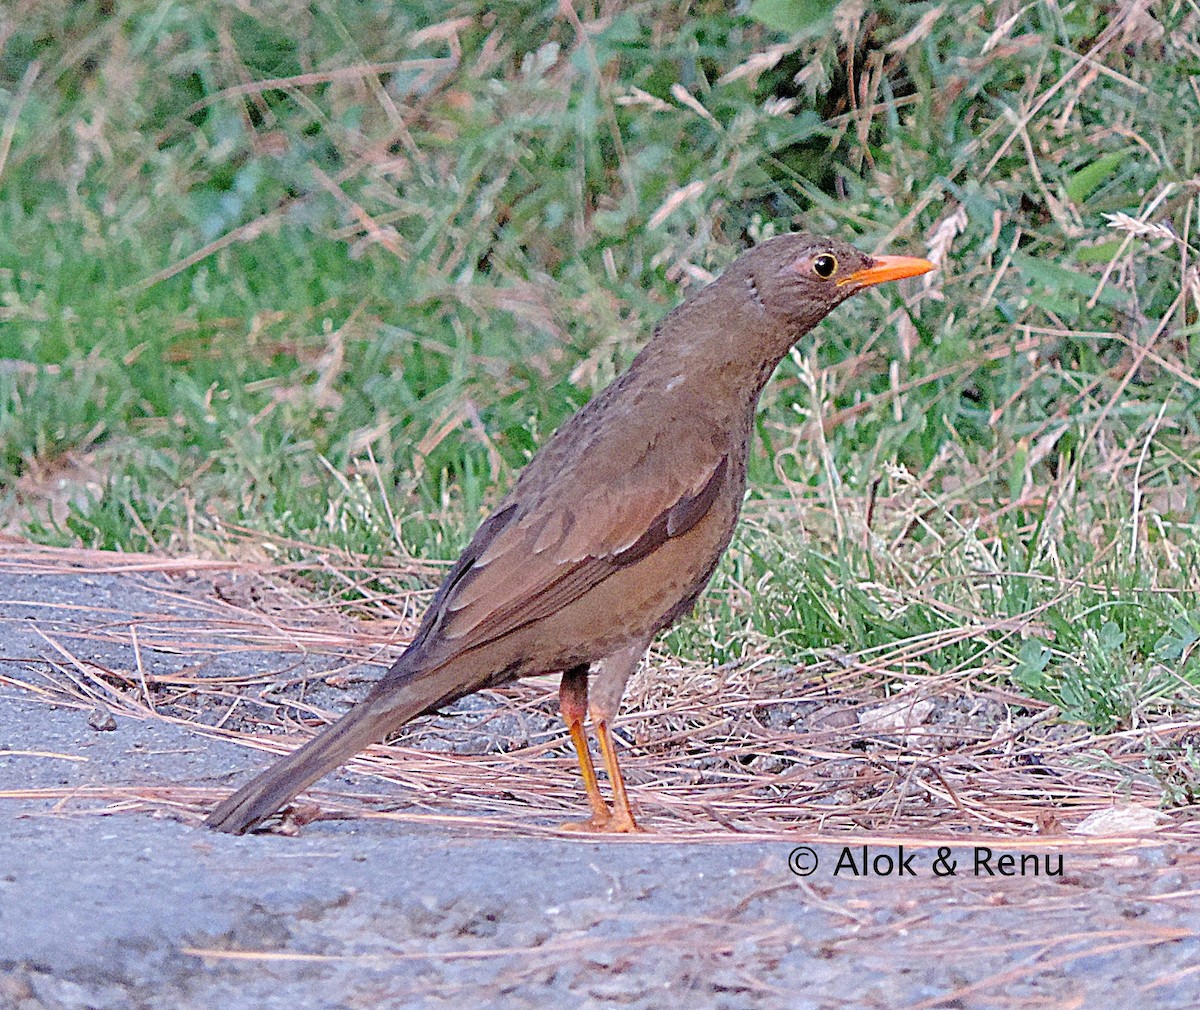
xmin=558 ymin=665 xmax=610 ymax=830
xmin=593 ymin=717 xmax=642 ymax=833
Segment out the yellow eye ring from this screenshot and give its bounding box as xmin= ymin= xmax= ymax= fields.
xmin=813 ymin=254 xmax=838 ymax=279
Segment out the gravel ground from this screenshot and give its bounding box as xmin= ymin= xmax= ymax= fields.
xmin=2 ymin=555 xmax=1198 ymax=1009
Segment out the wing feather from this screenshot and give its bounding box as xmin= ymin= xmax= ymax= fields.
xmin=430 ymin=449 xmax=729 ymax=653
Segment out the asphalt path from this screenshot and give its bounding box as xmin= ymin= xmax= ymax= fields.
xmin=1 ymin=556 xmax=1197 ymax=1008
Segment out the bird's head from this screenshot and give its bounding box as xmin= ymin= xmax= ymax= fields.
xmin=733 ymin=232 xmax=934 ymax=331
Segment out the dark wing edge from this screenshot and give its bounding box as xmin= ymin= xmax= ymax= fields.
xmin=403 ymin=500 xmax=520 ymax=658
xmin=621 ymin=455 xmax=728 ymax=562
xmin=445 ymin=454 xmax=730 ymax=652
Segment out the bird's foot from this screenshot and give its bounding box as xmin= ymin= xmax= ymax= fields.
xmin=558 ymin=812 xmax=646 ymax=834
xmin=559 ymin=813 xmax=611 ymax=832
xmin=605 ymin=811 xmax=645 ymax=834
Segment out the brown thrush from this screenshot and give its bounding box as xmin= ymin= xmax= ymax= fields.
xmin=205 ymin=232 xmax=934 ymax=834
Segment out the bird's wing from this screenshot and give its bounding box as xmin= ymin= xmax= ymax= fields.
xmin=412 ymin=430 xmax=729 ymax=658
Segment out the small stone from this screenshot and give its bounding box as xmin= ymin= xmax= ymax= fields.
xmin=1073 ymin=804 xmax=1167 ymax=836
xmin=87 ymin=707 xmax=117 ymax=732
xmin=858 ymin=696 xmax=935 ymax=739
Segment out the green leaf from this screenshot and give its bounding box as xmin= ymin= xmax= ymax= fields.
xmin=748 ymin=0 xmax=836 ymax=35
xmin=1008 ymin=437 xmax=1028 ymax=503
xmin=1012 ymin=250 xmax=1130 ymax=310
xmin=1098 ymin=620 xmax=1126 ymax=651
xmin=1045 ymin=607 xmax=1078 ymax=647
xmin=1013 ymin=638 xmax=1052 ymax=690
xmin=1065 ymin=150 xmax=1127 ymax=204
xmin=1075 ymin=238 xmax=1124 ymax=264
xmin=1155 ymin=610 xmax=1200 ymax=660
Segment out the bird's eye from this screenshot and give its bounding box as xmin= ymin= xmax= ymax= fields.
xmin=812 ymin=254 xmax=838 ymax=279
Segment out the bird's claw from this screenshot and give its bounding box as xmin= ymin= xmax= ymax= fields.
xmin=558 ymin=813 xmax=645 ymax=834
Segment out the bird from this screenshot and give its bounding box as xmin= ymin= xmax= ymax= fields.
xmin=204 ymin=232 xmax=934 ymax=834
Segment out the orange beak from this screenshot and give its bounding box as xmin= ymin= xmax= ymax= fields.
xmin=838 ymin=254 xmax=935 ymax=289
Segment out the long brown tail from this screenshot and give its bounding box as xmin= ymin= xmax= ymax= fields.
xmin=204 ymin=661 xmax=468 ymax=834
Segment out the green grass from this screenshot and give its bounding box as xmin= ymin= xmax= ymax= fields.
xmin=2 ymin=1 xmax=1199 ymax=792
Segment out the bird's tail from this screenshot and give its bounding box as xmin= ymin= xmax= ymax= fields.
xmin=204 ymin=660 xmax=465 ymax=834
